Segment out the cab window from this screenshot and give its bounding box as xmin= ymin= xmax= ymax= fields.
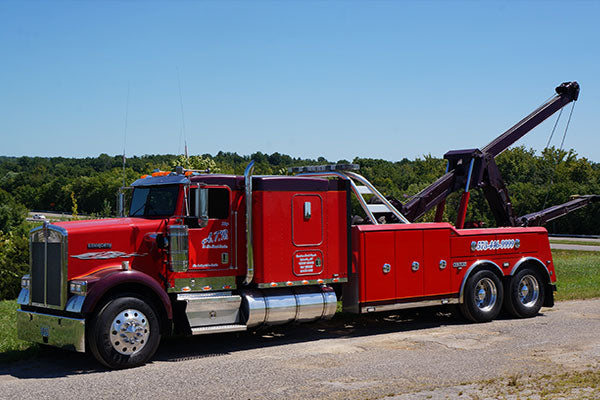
xmin=189 ymin=187 xmax=229 ymax=219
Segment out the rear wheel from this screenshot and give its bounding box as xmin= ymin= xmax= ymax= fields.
xmin=459 ymin=270 xmax=503 ymax=322
xmin=504 ymin=268 xmax=545 ymax=318
xmin=87 ymin=296 xmax=161 ymax=369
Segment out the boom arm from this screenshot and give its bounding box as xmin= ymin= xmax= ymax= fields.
xmin=518 ymin=195 xmax=600 ymax=227
xmin=394 ymin=82 xmax=580 ymax=225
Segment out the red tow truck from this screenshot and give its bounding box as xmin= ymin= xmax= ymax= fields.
xmin=17 ymin=82 xmax=594 ymax=368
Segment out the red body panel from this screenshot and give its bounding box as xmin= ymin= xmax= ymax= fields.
xmin=252 ymin=187 xmax=348 ymax=285
xmin=354 ymin=223 xmax=555 ymax=306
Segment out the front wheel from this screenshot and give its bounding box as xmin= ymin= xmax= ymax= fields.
xmin=503 ymin=268 xmax=545 ymax=318
xmin=87 ymin=296 xmax=161 ymax=369
xmin=459 ymin=270 xmax=503 ymax=323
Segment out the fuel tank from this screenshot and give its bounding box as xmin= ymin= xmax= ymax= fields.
xmin=241 ymin=285 xmax=337 ymax=327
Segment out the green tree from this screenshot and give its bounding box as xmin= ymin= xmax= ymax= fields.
xmin=0 ymin=231 xmax=29 ymax=300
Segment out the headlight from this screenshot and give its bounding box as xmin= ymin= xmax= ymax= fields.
xmin=21 ymin=275 xmax=30 ymax=289
xmin=69 ymin=280 xmax=88 ymax=295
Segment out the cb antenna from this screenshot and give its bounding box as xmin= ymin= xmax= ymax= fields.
xmin=122 ymin=82 xmax=130 ymax=187
xmin=118 ymin=82 xmax=130 ymax=217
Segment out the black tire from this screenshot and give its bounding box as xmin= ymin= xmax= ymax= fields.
xmin=87 ymin=296 xmax=161 ymax=369
xmin=459 ymin=270 xmax=503 ymax=323
xmin=503 ymin=268 xmax=545 ymax=318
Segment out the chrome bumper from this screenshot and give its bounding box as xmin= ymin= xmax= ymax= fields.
xmin=17 ymin=309 xmax=85 ymax=352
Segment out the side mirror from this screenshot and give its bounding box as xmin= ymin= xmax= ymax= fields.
xmin=196 ymin=187 xmax=209 ymax=228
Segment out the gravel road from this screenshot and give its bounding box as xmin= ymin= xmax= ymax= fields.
xmin=2 ymin=299 xmax=599 ymax=400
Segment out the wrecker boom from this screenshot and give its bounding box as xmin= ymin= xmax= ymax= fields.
xmin=389 ymin=81 xmax=584 ymax=227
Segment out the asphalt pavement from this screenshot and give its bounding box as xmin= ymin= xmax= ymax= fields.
xmin=550 ymin=236 xmax=600 ymax=252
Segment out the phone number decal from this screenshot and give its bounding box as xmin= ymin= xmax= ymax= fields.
xmin=471 ymin=239 xmax=520 ymax=251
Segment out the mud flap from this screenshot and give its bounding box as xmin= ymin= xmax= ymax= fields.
xmin=543 ymin=284 xmax=556 ymax=307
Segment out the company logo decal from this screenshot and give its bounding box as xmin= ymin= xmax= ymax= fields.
xmin=71 ymin=251 xmax=148 ymax=260
xmin=202 ymin=229 xmax=229 ymax=249
xmin=453 ymin=261 xmax=467 ymax=268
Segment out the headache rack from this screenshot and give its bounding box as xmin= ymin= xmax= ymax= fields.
xmin=289 ymin=164 xmax=410 ymax=225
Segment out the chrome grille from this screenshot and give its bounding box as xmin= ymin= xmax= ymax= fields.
xmin=29 ymin=224 xmax=68 ymax=309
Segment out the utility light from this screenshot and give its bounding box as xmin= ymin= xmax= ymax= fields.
xmin=69 ymin=280 xmax=87 ymax=295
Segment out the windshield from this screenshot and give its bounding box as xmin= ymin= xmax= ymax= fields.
xmin=129 ymin=185 xmax=180 ymax=217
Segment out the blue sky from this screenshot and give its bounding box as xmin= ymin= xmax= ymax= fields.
xmin=1 ymin=1 xmax=599 ymax=162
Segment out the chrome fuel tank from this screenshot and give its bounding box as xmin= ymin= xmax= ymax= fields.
xmin=241 ymin=286 xmax=337 ymax=328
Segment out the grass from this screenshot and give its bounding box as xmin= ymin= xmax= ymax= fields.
xmin=0 ymin=300 xmax=40 ymax=363
xmin=553 ymin=250 xmax=600 ymax=301
xmin=471 ymin=369 xmax=600 ymax=399
xmin=550 ymin=239 xmax=600 ymax=246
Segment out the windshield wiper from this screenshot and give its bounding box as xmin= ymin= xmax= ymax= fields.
xmin=129 ymin=202 xmax=147 ymax=217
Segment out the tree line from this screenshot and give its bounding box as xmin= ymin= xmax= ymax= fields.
xmin=0 ymin=147 xmax=598 ymax=299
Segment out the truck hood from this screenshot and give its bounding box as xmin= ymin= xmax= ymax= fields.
xmin=50 ymin=218 xmax=168 ymax=279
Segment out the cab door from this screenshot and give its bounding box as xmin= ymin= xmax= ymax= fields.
xmin=188 ymin=186 xmax=232 ymax=271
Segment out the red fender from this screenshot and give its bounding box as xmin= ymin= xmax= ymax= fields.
xmin=81 ymin=269 xmax=172 ymax=319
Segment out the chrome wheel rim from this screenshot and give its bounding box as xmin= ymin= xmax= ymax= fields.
xmin=474 ymin=277 xmax=497 ymax=312
xmin=110 ymin=309 xmax=150 ymax=355
xmin=518 ymin=275 xmax=539 ymax=308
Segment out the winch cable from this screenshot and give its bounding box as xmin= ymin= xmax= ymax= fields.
xmin=516 ymin=104 xmax=563 ymax=218
xmin=545 ymin=108 xmax=563 ymax=149
xmin=541 ymin=100 xmax=576 ymax=210
xmin=517 ymin=96 xmax=564 ymax=219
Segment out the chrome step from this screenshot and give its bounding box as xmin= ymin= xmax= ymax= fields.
xmin=191 ymin=324 xmax=247 ymax=335
xmin=367 ymin=204 xmax=391 ymax=213
xmin=355 ymin=185 xmax=372 ymax=194
xmin=178 ymin=293 xmax=242 ymax=328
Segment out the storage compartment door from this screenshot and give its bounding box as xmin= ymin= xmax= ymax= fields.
xmin=423 ymin=230 xmax=451 ymax=296
xmin=395 ymin=230 xmax=424 ymax=299
xmin=363 ymin=231 xmax=396 ymax=303
xmin=292 ymin=194 xmax=323 ymax=246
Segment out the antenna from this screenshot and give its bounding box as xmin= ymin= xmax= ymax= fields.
xmin=122 ymin=82 xmax=130 ymax=187
xmin=118 ymin=82 xmax=130 ymax=217
xmin=176 ymin=67 xmax=188 ymax=167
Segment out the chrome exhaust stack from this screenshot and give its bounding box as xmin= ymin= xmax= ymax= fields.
xmin=243 ymin=160 xmax=255 ymax=286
